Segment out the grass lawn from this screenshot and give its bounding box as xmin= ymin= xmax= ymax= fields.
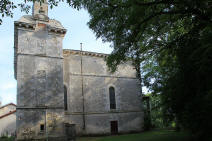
xmin=77 ymin=129 xmax=190 ymax=141
xmin=0 ymin=136 xmax=15 ymax=141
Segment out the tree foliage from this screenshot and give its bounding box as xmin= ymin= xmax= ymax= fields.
xmin=72 ymin=0 xmax=212 ymax=140
xmin=147 ymin=93 xmax=172 ymax=129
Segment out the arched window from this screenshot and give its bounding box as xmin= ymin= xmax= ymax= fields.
xmin=64 ymin=85 xmax=68 ymax=110
xmin=109 ymin=87 xmax=116 ymax=109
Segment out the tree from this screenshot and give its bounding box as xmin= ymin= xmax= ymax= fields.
xmin=70 ymin=0 xmax=211 ymax=140
xmin=144 ymin=93 xmax=176 ymax=129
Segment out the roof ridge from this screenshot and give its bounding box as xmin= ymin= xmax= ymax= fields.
xmin=0 ymin=103 xmax=16 ymax=109
xmin=63 ymin=49 xmax=109 ymax=57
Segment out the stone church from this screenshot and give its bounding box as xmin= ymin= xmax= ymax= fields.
xmin=14 ymin=1 xmax=143 ymax=140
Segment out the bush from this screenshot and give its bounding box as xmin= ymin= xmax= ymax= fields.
xmin=0 ymin=136 xmax=15 ymax=141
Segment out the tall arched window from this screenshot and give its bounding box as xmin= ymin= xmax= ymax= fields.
xmin=64 ymin=85 xmax=68 ymax=110
xmin=109 ymin=87 xmax=116 ymax=109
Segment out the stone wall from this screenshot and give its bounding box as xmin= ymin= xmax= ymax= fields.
xmin=0 ymin=113 xmax=16 ymax=136
xmin=63 ymin=51 xmax=143 ymax=135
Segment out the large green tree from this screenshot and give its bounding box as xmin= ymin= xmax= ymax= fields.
xmin=71 ymin=1 xmax=212 ymax=140
xmin=1 ymin=0 xmax=212 ymax=140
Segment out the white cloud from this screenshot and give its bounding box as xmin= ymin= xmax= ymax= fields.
xmin=0 ymin=81 xmax=16 ymax=105
xmin=0 ymin=81 xmax=16 ymax=90
xmin=0 ymin=37 xmax=13 ymax=54
xmin=0 ymin=92 xmax=16 ymax=105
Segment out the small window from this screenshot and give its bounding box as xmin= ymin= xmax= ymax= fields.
xmin=64 ymin=85 xmax=68 ymax=110
xmin=40 ymin=124 xmax=45 ymax=132
xmin=109 ymin=87 xmax=116 ymax=109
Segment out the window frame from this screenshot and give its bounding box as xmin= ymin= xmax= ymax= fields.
xmin=109 ymin=86 xmax=116 ymax=110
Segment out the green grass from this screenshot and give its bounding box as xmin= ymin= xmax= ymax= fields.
xmin=77 ymin=129 xmax=190 ymax=141
xmin=0 ymin=136 xmax=15 ymax=141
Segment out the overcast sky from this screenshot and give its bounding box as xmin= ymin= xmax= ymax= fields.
xmin=0 ymin=2 xmax=113 ymax=105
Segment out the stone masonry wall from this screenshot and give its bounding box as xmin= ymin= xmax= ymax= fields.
xmin=0 ymin=113 xmax=16 ymax=136
xmin=15 ymin=19 xmax=66 ymax=140
xmin=63 ymin=52 xmax=143 ymax=135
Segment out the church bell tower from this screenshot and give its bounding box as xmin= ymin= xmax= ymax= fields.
xmin=14 ymin=0 xmax=67 ymax=140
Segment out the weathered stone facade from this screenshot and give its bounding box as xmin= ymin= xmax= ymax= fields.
xmin=0 ymin=103 xmax=16 ymax=137
xmin=14 ymin=1 xmax=67 ymax=140
xmin=14 ymin=1 xmax=143 ymax=140
xmin=63 ymin=50 xmax=143 ymax=135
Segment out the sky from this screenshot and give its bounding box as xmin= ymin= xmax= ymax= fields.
xmin=0 ymin=2 xmax=147 ymax=106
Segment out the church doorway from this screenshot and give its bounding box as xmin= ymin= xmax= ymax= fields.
xmin=110 ymin=121 xmax=118 ymax=134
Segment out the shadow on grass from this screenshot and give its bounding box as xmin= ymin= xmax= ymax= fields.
xmin=0 ymin=136 xmax=15 ymax=141
xmin=77 ymin=129 xmax=191 ymax=141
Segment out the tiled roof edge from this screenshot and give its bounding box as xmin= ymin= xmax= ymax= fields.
xmin=63 ymin=49 xmax=109 ymax=58
xmin=0 ymin=103 xmax=16 ymax=110
xmin=0 ymin=110 xmax=16 ymax=119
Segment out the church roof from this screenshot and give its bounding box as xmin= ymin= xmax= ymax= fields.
xmin=0 ymin=103 xmax=16 ymax=110
xmin=63 ymin=49 xmax=108 ymax=58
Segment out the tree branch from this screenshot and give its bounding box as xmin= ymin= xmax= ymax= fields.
xmin=134 ymin=0 xmax=179 ymax=6
xmin=140 ymin=10 xmax=192 ymax=25
xmin=98 ymin=0 xmax=117 ymax=9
